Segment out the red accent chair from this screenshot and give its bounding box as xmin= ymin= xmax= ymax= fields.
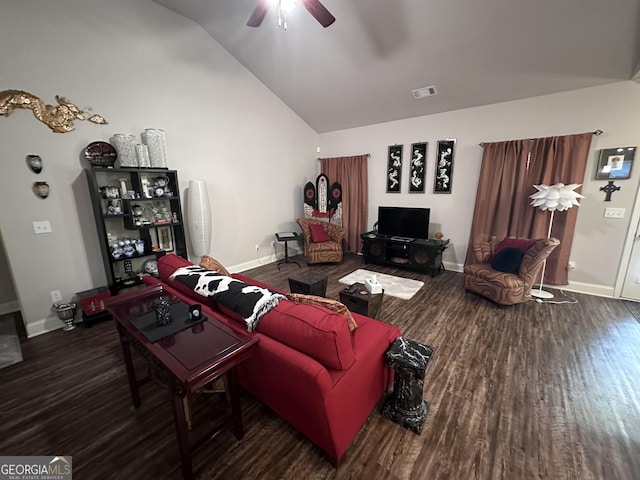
xmin=296 ymin=217 xmax=345 ymax=264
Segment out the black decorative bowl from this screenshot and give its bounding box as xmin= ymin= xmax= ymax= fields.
xmin=84 ymin=141 xmax=117 ymax=168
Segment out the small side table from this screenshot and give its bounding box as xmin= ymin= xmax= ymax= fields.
xmin=381 ymin=337 xmax=434 ymax=434
xmin=288 ymin=270 xmax=328 ymax=297
xmin=276 ymin=232 xmax=301 ymax=270
xmin=339 ymin=282 xmax=384 ymax=320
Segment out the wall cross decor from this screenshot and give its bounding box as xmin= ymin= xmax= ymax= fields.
xmin=600 ymin=181 xmax=621 ymax=202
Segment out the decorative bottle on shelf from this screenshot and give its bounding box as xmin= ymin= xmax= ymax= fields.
xmin=142 ymin=128 xmax=168 ymax=169
xmin=112 ymin=134 xmax=138 ymax=167
xmin=135 ymin=144 xmax=151 ymax=168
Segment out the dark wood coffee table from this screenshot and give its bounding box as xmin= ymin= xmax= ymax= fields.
xmin=288 ymin=270 xmax=328 ymax=297
xmin=106 ymin=284 xmax=259 ymax=480
xmin=339 ymin=282 xmax=384 ymax=320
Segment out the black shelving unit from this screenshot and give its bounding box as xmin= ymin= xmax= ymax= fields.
xmin=85 ymin=167 xmax=187 ymax=295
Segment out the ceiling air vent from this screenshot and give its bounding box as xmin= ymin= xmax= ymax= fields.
xmin=411 ymin=86 xmax=438 ymax=99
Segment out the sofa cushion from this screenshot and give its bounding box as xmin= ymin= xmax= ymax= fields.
xmin=286 ymin=293 xmax=357 ymax=331
xmin=309 ymin=223 xmax=331 ymax=243
xmin=491 ymin=247 xmax=525 ymax=274
xmin=495 ymin=237 xmax=536 ymax=254
xmin=256 ymin=300 xmax=356 ymax=370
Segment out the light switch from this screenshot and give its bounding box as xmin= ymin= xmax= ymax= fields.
xmin=604 ymin=208 xmax=625 ymax=219
xmin=32 ymin=220 xmax=52 ymax=234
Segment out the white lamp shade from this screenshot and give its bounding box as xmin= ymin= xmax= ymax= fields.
xmin=187 ymin=180 xmax=212 ymax=257
xmin=530 ymin=183 xmax=584 ymax=212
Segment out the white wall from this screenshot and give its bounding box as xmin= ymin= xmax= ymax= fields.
xmin=0 ymin=233 xmax=18 ymax=314
xmin=319 ymin=82 xmax=640 ymax=296
xmin=0 ymin=0 xmax=318 ymax=336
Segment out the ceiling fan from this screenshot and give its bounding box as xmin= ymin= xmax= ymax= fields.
xmin=247 ymin=0 xmax=336 ymax=29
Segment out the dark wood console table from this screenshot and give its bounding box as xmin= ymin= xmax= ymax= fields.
xmin=360 ymin=231 xmax=449 ymax=276
xmin=106 ymin=285 xmax=259 ymax=480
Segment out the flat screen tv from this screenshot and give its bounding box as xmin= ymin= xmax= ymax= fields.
xmin=377 ymin=206 xmax=430 ymax=239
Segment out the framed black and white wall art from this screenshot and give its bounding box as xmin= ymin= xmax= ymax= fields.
xmin=434 ymin=139 xmax=456 ymax=194
xmin=409 ymin=142 xmax=427 ymax=193
xmin=386 ymin=144 xmax=403 ymax=193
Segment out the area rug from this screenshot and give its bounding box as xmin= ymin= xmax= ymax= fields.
xmin=0 ymin=313 xmax=23 ymax=370
xmin=0 ymin=335 xmax=22 ymax=370
xmin=338 ymin=269 xmax=424 ymax=300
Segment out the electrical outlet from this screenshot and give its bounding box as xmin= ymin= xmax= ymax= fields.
xmin=255 ymin=244 xmax=259 ymax=251
xmin=33 ymin=221 xmax=52 ymax=234
xmin=50 ymin=290 xmax=62 ymax=302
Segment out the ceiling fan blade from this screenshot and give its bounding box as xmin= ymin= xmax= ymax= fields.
xmin=301 ymin=0 xmax=336 ymax=28
xmin=247 ymin=0 xmax=269 ymax=27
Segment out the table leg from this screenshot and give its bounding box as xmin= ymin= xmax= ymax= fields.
xmin=226 ymin=368 xmax=244 ymax=440
xmin=118 ymin=327 xmax=141 ymax=408
xmin=171 ymin=390 xmax=194 ymax=480
xmin=277 ymin=240 xmax=301 ymax=270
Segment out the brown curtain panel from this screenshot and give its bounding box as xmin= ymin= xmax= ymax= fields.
xmin=526 ymin=133 xmax=593 ymax=284
xmin=466 ymin=132 xmax=592 ymax=285
xmin=320 ymin=155 xmax=368 ymax=253
xmin=465 ymin=139 xmax=531 ymax=264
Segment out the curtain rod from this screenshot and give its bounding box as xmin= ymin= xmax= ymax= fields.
xmin=478 ymin=130 xmax=603 ymax=147
xmin=317 ymin=153 xmax=370 ymax=160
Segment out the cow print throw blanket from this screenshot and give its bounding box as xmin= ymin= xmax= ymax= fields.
xmin=169 ymin=266 xmax=286 ymax=332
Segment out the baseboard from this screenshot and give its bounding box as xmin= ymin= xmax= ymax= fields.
xmin=0 ymin=300 xmax=19 ymax=316
xmin=25 ymin=316 xmax=65 ymax=338
xmin=231 ymin=246 xmax=304 ymax=273
xmin=559 ymin=281 xmax=615 ymax=298
xmin=444 ymin=261 xmax=463 ymax=273
xmin=448 ymin=261 xmax=615 ymax=298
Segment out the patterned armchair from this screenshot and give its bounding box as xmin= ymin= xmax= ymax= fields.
xmin=463 ymin=237 xmax=560 ymax=305
xmin=296 ymin=218 xmax=345 ymax=264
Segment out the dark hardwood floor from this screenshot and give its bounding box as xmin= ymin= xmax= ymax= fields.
xmin=1 ymin=253 xmax=639 ymax=479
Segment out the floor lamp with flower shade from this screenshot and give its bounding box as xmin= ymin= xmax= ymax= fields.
xmin=529 ymin=183 xmax=584 ymax=299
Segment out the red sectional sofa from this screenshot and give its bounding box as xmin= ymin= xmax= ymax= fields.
xmin=144 ymin=254 xmax=401 ymax=464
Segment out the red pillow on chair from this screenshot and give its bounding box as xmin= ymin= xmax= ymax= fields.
xmin=495 ymin=237 xmax=536 ymax=254
xmin=309 ymin=223 xmax=331 ymax=243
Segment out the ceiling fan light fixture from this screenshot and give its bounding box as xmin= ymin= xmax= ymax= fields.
xmin=274 ymin=0 xmax=297 ymax=13
xmin=247 ymin=0 xmax=334 ymax=28
xmin=411 ymin=86 xmax=438 ymax=99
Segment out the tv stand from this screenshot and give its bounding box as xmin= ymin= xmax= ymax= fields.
xmin=360 ymin=231 xmax=449 ymax=276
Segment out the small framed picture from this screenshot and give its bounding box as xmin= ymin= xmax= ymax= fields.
xmin=434 ymin=139 xmax=456 ymax=194
xmin=386 ymin=145 xmax=403 ymax=193
xmin=158 ymin=226 xmax=174 ymax=252
xmin=409 ymin=142 xmax=427 ymax=193
xmin=151 ymin=226 xmax=174 ymax=252
xmin=595 ymin=146 xmax=636 ymax=180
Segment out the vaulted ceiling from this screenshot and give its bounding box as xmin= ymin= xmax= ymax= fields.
xmin=154 ymin=0 xmax=640 ymax=133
